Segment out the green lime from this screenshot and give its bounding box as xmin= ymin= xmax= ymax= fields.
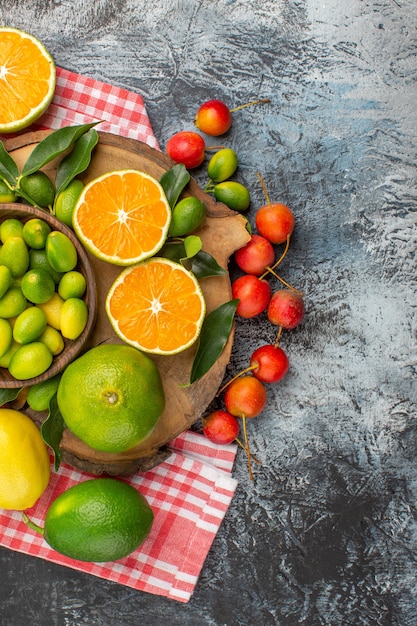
xmin=54 ymin=179 xmax=84 ymax=228
xmin=0 ymin=318 xmax=13 ymax=358
xmin=60 ymin=297 xmax=88 ymax=340
xmin=0 ymin=265 xmax=12 ymax=298
xmin=58 ymin=270 xmax=86 ymax=300
xmin=29 ymin=248 xmax=64 ymax=284
xmin=0 ymin=218 xmax=23 ymax=242
xmin=0 ymin=340 xmax=20 ymax=368
xmin=13 ymin=306 xmax=47 ymax=345
xmin=26 ymin=374 xmax=61 ymax=412
xmin=168 ymin=197 xmax=206 ymax=237
xmin=0 ymin=286 xmax=27 ymax=318
xmin=46 ymin=231 xmax=78 ymax=273
xmin=38 ymin=325 xmax=65 ymax=355
xmin=207 ymin=148 xmax=238 ymax=183
xmin=19 ymin=171 xmax=55 ymax=208
xmin=8 ymin=341 xmax=53 ymax=380
xmin=0 ymin=236 xmax=30 ymax=277
xmin=213 ymin=181 xmax=251 ymax=212
xmin=21 ymin=269 xmax=55 ymax=304
xmin=0 ymin=180 xmax=17 ymax=204
xmin=22 ymin=218 xmax=51 ymax=249
xmin=38 ymin=478 xmax=154 ymax=562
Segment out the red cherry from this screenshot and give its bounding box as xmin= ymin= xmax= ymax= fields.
xmin=267 ymin=289 xmax=304 ymax=329
xmin=202 ymin=410 xmax=240 ymax=445
xmin=231 ymin=274 xmax=271 ymax=318
xmin=234 ymin=234 xmax=275 ymax=276
xmin=195 ymin=99 xmax=232 ymax=136
xmin=250 ymin=344 xmax=289 ymax=383
xmin=166 ymin=131 xmax=205 ymax=169
xmin=255 ymin=202 xmax=295 ymax=245
xmin=224 ymin=375 xmax=267 ymax=419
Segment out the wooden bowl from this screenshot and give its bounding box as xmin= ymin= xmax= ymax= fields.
xmin=0 ymin=203 xmax=97 ymax=388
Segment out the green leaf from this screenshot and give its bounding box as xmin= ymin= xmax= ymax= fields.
xmin=0 ymin=141 xmax=19 ymax=186
xmin=40 ymin=393 xmax=64 ymax=471
xmin=0 ymin=387 xmax=23 ymax=407
xmin=184 ymin=235 xmax=202 ymax=258
xmin=22 ymin=122 xmax=101 ymax=177
xmin=159 ymin=164 xmax=190 ymax=208
xmin=55 ymin=128 xmax=99 ymax=196
xmin=189 ymin=250 xmax=226 ymax=279
xmin=190 ymin=299 xmax=239 ymax=384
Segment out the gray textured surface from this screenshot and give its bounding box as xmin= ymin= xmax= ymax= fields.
xmin=1 ymin=1 xmax=416 ymax=624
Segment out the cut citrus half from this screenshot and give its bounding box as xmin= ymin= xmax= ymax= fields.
xmin=0 ymin=28 xmax=56 ymax=133
xmin=106 ymin=257 xmax=206 ymax=355
xmin=73 ymin=170 xmax=172 ymax=266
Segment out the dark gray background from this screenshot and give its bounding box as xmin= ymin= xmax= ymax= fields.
xmin=1 ymin=1 xmax=416 ymax=625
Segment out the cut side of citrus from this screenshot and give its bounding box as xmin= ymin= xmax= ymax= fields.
xmin=106 ymin=257 xmax=206 ymax=355
xmin=73 ymin=170 xmax=172 ymax=266
xmin=0 ymin=27 xmax=56 ymax=133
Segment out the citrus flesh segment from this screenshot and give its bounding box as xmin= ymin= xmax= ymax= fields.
xmin=106 ymin=257 xmax=206 ymax=355
xmin=73 ymin=170 xmax=172 ymax=266
xmin=0 ymin=27 xmax=56 ymax=133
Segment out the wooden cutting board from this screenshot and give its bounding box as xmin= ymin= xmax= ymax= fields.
xmin=5 ymin=130 xmax=250 ymax=475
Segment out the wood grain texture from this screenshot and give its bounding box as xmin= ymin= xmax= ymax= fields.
xmin=0 ymin=1 xmax=416 ymax=624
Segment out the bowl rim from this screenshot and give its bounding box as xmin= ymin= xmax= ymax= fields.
xmin=0 ymin=203 xmax=97 ymax=389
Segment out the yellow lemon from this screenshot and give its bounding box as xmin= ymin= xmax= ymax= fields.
xmin=38 ymin=325 xmax=65 ymax=356
xmin=0 ymin=408 xmax=50 ymax=510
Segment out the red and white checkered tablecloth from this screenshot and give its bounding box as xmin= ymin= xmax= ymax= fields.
xmin=0 ymin=67 xmax=238 ymax=603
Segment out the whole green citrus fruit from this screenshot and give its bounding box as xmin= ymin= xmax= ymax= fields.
xmin=19 ymin=171 xmax=55 ymax=208
xmin=27 ymin=477 xmax=153 ymax=562
xmin=57 ymin=344 xmax=165 ymax=453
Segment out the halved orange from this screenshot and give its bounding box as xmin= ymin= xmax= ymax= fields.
xmin=0 ymin=28 xmax=56 ymax=133
xmin=73 ymin=170 xmax=172 ymax=266
xmin=106 ymin=257 xmax=206 ymax=355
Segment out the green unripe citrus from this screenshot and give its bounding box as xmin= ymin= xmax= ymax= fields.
xmin=213 ymin=181 xmax=251 ymax=212
xmin=19 ymin=171 xmax=55 ymax=208
xmin=22 ymin=218 xmax=51 ymax=249
xmin=46 ymin=231 xmax=78 ymax=273
xmin=54 ymin=179 xmax=84 ymax=227
xmin=13 ymin=306 xmax=48 ymax=344
xmin=0 ymin=318 xmax=13 ymax=358
xmin=8 ymin=342 xmax=53 ymax=380
xmin=168 ymin=197 xmax=206 ymax=237
xmin=21 ymin=268 xmax=55 ymax=304
xmin=0 ymin=180 xmax=17 ymax=204
xmin=0 ymin=218 xmax=23 ymax=242
xmin=0 ymin=236 xmax=30 ymax=277
xmin=34 ymin=478 xmax=154 ymax=562
xmin=207 ymin=148 xmax=238 ymax=183
xmin=26 ymin=374 xmax=61 ymax=412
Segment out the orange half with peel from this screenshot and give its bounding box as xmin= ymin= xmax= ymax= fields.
xmin=73 ymin=170 xmax=171 ymax=266
xmin=0 ymin=27 xmax=56 ymax=133
xmin=106 ymin=257 xmax=206 ymax=355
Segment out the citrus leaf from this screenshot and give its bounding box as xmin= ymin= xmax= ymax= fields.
xmin=0 ymin=141 xmax=19 ymax=186
xmin=55 ymin=128 xmax=99 ymax=195
xmin=190 ymin=299 xmax=239 ymax=384
xmin=0 ymin=387 xmax=22 ymax=407
xmin=190 ymin=250 xmax=226 ymax=279
xmin=159 ymin=163 xmax=190 ymax=208
xmin=40 ymin=393 xmax=64 ymax=471
xmin=22 ymin=122 xmax=101 ymax=177
xmin=184 ymin=235 xmax=202 ymax=258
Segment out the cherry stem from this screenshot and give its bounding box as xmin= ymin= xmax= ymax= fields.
xmin=259 ymin=234 xmax=291 ymax=280
xmin=235 ymin=437 xmax=262 ymax=465
xmin=205 ymin=145 xmax=226 ymax=151
xmin=256 ymin=171 xmax=271 ymax=206
xmin=265 ymin=265 xmax=304 ymax=296
xmin=216 ymin=365 xmax=258 ymax=396
xmin=242 ymin=415 xmax=254 ymax=480
xmin=274 ymin=326 xmax=283 ymax=348
xmin=229 ymin=99 xmax=271 ymax=114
